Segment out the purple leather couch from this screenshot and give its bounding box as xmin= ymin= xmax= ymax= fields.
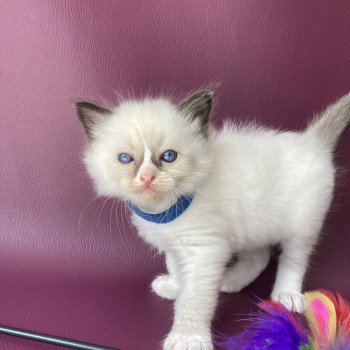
xmin=1 ymin=1 xmax=350 ymax=349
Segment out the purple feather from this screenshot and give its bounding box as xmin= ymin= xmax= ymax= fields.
xmin=216 ymin=301 xmax=309 ymax=350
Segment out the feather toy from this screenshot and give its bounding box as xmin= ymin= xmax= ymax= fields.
xmin=217 ymin=290 xmax=350 ymax=350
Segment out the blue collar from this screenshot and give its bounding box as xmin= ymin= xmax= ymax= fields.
xmin=128 ymin=194 xmax=195 ymax=224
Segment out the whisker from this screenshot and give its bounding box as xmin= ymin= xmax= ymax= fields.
xmin=78 ymin=196 xmax=100 ymax=228
xmin=109 ymin=199 xmax=116 ymax=235
xmin=123 ymin=201 xmax=133 ymax=229
xmin=115 ymin=199 xmax=122 ymax=233
xmin=97 ymin=198 xmax=110 ymax=226
xmin=121 ymin=200 xmax=130 ymax=232
xmin=174 ymin=181 xmax=211 ymax=201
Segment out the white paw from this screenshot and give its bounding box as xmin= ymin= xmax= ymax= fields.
xmin=151 ymin=275 xmax=180 ymax=300
xmin=163 ymin=333 xmax=213 ymax=350
xmin=271 ymin=291 xmax=304 ymax=313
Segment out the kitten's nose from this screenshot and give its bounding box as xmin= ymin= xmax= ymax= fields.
xmin=140 ymin=173 xmax=156 ymax=187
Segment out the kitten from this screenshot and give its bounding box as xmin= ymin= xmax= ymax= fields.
xmin=76 ymin=90 xmax=350 ymax=350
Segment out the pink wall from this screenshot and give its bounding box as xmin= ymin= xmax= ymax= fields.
xmin=1 ymin=1 xmax=350 ymax=349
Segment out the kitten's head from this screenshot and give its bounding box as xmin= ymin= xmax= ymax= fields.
xmin=76 ymin=90 xmax=213 ymax=211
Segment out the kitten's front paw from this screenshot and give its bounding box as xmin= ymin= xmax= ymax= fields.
xmin=151 ymin=275 xmax=180 ymax=300
xmin=163 ymin=333 xmax=213 ymax=350
xmin=271 ymin=291 xmax=304 ymax=313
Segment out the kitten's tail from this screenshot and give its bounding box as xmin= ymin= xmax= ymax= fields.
xmin=306 ymin=92 xmax=350 ymax=150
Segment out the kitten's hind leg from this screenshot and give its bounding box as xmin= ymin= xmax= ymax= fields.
xmin=152 ymin=250 xmax=180 ymax=300
xmin=220 ymin=247 xmax=270 ymax=293
xmin=271 ymin=238 xmax=316 ymax=313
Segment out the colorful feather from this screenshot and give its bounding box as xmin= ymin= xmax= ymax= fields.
xmin=317 ymin=290 xmax=350 ymax=335
xmin=336 ymin=293 xmax=350 ymax=334
xmin=216 ymin=300 xmax=309 ymax=350
xmin=304 ymin=291 xmax=337 ymax=349
xmin=218 ymin=290 xmax=350 ymax=350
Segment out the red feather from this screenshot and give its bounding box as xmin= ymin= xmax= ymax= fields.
xmin=336 ymin=292 xmax=350 ymax=333
xmin=318 ymin=289 xmax=350 ymax=335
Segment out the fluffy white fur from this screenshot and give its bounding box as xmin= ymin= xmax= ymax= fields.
xmin=77 ymin=91 xmax=350 ymax=350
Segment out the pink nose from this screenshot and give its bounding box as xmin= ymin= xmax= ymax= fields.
xmin=140 ymin=173 xmax=155 ymax=186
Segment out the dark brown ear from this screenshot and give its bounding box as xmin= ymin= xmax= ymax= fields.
xmin=178 ymin=90 xmax=213 ymax=138
xmin=75 ymin=102 xmax=112 ymax=141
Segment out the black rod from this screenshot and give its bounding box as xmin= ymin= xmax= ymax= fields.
xmin=0 ymin=325 xmax=120 ymax=350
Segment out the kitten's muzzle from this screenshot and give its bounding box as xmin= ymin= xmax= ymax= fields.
xmin=140 ymin=174 xmax=155 ymax=185
xmin=140 ymin=175 xmax=155 ymax=188
xmin=139 ymin=170 xmax=156 ymax=189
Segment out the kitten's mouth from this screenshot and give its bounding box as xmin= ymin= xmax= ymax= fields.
xmin=143 ymin=187 xmax=156 ymax=193
xmin=136 ymin=185 xmax=161 ymax=198
xmin=132 ymin=182 xmax=169 ymax=202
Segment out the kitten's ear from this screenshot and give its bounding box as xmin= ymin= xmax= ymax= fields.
xmin=178 ymin=90 xmax=213 ymax=137
xmin=75 ymin=102 xmax=112 ymax=141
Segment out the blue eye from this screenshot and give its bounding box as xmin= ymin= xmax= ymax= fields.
xmin=161 ymin=150 xmax=177 ymax=163
xmin=118 ymin=153 xmax=134 ymax=164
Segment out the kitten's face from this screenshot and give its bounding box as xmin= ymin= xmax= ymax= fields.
xmin=77 ymin=91 xmax=213 ymax=211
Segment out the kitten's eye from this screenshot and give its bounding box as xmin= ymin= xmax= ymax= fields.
xmin=118 ymin=153 xmax=134 ymax=164
xmin=161 ymin=150 xmax=177 ymax=163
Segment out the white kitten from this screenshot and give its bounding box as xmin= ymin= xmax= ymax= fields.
xmin=76 ymin=90 xmax=350 ymax=350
